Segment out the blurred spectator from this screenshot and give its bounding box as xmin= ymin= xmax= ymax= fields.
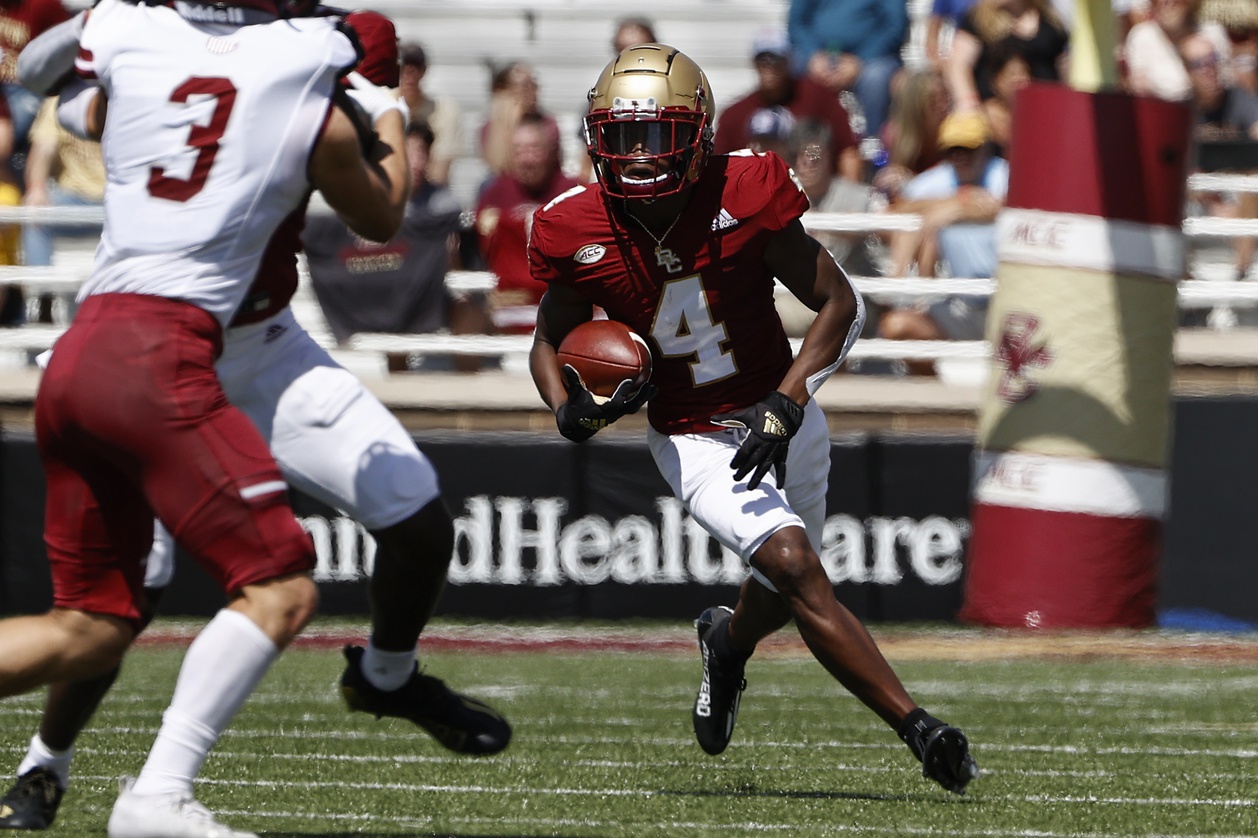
xmin=945 ymin=0 xmax=1069 ymax=112
xmin=980 ymin=43 xmax=1031 ymax=156
xmin=715 ymin=27 xmax=862 ymax=181
xmin=21 ymin=96 xmax=104 ymax=325
xmin=399 ymin=42 xmax=465 ymax=188
xmin=778 ymin=119 xmax=882 ymax=338
xmin=0 ymin=0 xmax=69 ymax=154
xmin=926 ymin=0 xmax=979 ymax=67
xmin=746 ymin=105 xmax=796 ymax=157
xmin=304 ymin=122 xmax=490 ymax=372
xmin=475 ymin=114 xmax=579 ymax=334
xmin=788 ymin=0 xmax=908 ymax=137
xmin=1184 ymin=31 xmax=1258 ymax=138
xmin=1125 ymin=0 xmax=1230 ymax=101
xmin=612 ymin=15 xmax=657 ymax=53
xmin=0 ymin=95 xmax=18 ymax=326
xmin=479 ymin=62 xmax=557 ymax=181
xmin=22 ymin=97 xmax=104 ymax=265
xmin=1114 ymin=0 xmax=1152 ymax=45
xmin=1182 ymin=31 xmax=1258 ymax=289
xmin=577 ymin=17 xmax=659 ymax=183
xmin=1201 ymin=0 xmax=1258 ymax=93
xmin=873 ymin=69 xmax=951 ymax=204
xmin=881 ymin=111 xmax=1007 ymax=370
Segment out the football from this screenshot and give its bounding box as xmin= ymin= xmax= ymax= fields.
xmin=556 ymin=320 xmax=653 ymax=399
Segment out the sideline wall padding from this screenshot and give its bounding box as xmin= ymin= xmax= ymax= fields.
xmin=4 ymin=403 xmax=1254 ymax=623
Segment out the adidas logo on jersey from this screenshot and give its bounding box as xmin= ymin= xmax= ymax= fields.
xmin=264 ymin=324 xmax=287 ymax=344
xmin=711 ymin=209 xmax=739 ymax=232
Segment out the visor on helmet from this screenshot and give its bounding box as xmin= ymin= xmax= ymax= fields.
xmin=585 ymin=109 xmax=706 ymax=199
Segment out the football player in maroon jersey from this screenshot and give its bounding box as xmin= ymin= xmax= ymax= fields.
xmin=528 ymin=44 xmax=979 ymax=794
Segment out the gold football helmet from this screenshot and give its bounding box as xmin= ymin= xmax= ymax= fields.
xmin=584 ymin=44 xmax=715 ymax=200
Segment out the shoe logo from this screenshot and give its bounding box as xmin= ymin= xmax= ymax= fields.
xmin=695 ymin=645 xmax=713 ymax=718
xmin=711 ymin=209 xmax=739 ymax=232
xmin=575 ymin=243 xmax=607 ymax=264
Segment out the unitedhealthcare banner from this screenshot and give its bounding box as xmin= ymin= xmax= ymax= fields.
xmin=4 ymin=407 xmax=1256 ymax=625
xmin=0 ymin=431 xmax=974 ymax=622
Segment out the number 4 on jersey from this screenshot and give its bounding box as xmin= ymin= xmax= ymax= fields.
xmin=651 ymin=275 xmax=737 ymax=386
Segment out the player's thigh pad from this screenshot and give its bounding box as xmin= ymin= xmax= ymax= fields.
xmin=218 ymin=314 xmax=440 ymax=530
xmin=648 ymin=401 xmax=831 ymax=589
xmin=37 ymin=295 xmax=313 ymax=603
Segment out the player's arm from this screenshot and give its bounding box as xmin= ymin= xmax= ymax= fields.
xmin=56 ymin=79 xmax=106 ymax=141
xmin=710 ymin=220 xmax=863 ymax=489
xmin=16 ymin=11 xmax=86 ymax=96
xmin=309 ymin=90 xmax=408 ymax=243
xmin=530 ymin=282 xmax=594 ymax=413
xmin=767 ymin=219 xmax=865 ymax=404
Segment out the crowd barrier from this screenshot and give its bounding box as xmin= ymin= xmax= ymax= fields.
xmin=1 ymin=174 xmax=1257 ymax=369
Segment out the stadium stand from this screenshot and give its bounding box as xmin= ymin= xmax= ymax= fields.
xmin=5 ymin=1 xmax=1258 ymax=401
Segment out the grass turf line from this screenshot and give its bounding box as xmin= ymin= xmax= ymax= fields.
xmin=0 ymin=620 xmax=1254 ymax=837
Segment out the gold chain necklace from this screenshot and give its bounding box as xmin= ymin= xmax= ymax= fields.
xmin=625 ymin=207 xmax=684 ymax=274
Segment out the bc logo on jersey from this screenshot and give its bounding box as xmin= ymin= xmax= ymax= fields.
xmin=574 ymin=244 xmax=607 ymax=264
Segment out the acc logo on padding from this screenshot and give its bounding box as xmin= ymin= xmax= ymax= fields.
xmin=574 ymin=244 xmax=606 ymax=264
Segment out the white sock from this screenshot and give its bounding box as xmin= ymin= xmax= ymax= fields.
xmin=17 ymin=734 xmax=73 ymax=789
xmin=131 ymin=609 xmax=277 ymax=798
xmin=361 ymin=641 xmax=415 ymax=692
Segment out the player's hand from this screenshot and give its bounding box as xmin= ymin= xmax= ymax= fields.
xmin=897 ymin=708 xmax=981 ymax=794
xmin=555 ymin=365 xmax=656 ymax=443
xmin=710 ymin=391 xmax=805 ymax=491
xmin=344 ymin=71 xmax=409 ymax=128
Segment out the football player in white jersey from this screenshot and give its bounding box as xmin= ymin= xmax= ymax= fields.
xmin=0 ymin=5 xmax=510 ymax=834
xmin=0 ymin=1 xmax=418 ymax=836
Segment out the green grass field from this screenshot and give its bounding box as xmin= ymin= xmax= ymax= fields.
xmin=1 ymin=620 xmax=1255 ymax=837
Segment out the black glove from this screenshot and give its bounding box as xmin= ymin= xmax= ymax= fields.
xmin=898 ymin=708 xmax=981 ymax=794
xmin=555 ymin=365 xmax=656 ymax=443
xmin=710 ymin=391 xmax=805 ymax=491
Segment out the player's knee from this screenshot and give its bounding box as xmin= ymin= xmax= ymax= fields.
xmin=237 ymin=573 xmax=319 ymax=647
xmin=752 ymin=529 xmax=823 ymax=599
xmin=51 ymin=610 xmax=133 ymax=677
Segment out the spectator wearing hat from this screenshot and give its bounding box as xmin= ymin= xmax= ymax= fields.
xmin=879 ymin=110 xmax=1008 ymax=369
xmin=399 ymin=41 xmax=465 ymax=187
xmin=746 ymin=105 xmax=796 ymax=157
xmin=714 ymin=27 xmax=862 ymax=182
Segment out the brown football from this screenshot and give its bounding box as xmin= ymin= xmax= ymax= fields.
xmin=556 ymin=320 xmax=653 ymax=399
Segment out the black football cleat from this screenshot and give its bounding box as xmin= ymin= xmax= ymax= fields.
xmin=0 ymin=767 xmax=65 ymax=830
xmin=898 ymin=707 xmax=981 ymax=794
xmin=340 ymin=645 xmax=511 ymax=755
xmin=692 ymin=606 xmax=748 ymax=755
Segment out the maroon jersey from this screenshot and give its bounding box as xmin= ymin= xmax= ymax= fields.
xmin=530 ymin=151 xmax=809 ymax=435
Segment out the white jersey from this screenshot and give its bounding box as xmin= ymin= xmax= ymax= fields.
xmin=75 ymin=0 xmax=357 ymax=325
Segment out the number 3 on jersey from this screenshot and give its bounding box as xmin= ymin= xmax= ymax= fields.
xmin=148 ymin=77 xmax=237 ymax=202
xmin=651 ymin=275 xmax=737 ymax=386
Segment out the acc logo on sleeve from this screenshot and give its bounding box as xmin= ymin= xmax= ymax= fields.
xmin=574 ymin=244 xmax=607 ymax=264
